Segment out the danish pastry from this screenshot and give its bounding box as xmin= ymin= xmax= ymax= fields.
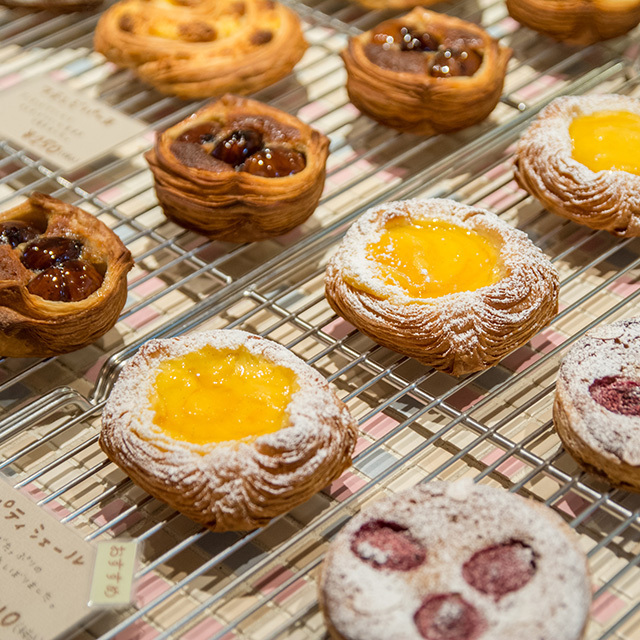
xmin=146 ymin=95 xmax=330 ymax=242
xmin=341 ymin=8 xmax=512 ymax=135
xmin=506 ymin=0 xmax=640 ymax=45
xmin=94 ymin=0 xmax=307 ymax=99
xmin=324 ymin=199 xmax=559 ymax=376
xmin=515 ymin=94 xmax=640 ymax=237
xmin=100 ymin=330 xmax=358 ymax=531
xmin=319 ymin=482 xmax=591 ymax=640
xmin=0 ymin=193 xmax=133 ymax=358
xmin=554 ymin=317 xmax=640 ymax=492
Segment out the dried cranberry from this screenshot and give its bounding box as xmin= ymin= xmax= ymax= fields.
xmin=414 ymin=594 xmax=485 ymax=640
xmin=430 ymin=48 xmax=482 ymax=77
xmin=0 ymin=221 xmax=39 ymax=248
xmin=27 ymin=260 xmax=102 ymax=302
xmin=462 ymin=540 xmax=536 ymax=600
xmin=351 ymin=520 xmax=426 ymax=571
xmin=21 ymin=237 xmax=82 ymax=271
xmin=211 ymin=129 xmax=263 ymax=166
xmin=241 ymin=148 xmax=306 ymax=177
xmin=589 ymin=376 xmax=640 ymax=416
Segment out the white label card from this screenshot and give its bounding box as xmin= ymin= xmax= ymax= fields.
xmin=0 ymin=76 xmax=146 ymax=172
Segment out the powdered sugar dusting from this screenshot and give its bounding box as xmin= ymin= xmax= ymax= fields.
xmin=514 ymin=94 xmax=640 ymax=236
xmin=100 ymin=330 xmax=358 ymax=531
xmin=320 ymin=482 xmax=590 ymax=640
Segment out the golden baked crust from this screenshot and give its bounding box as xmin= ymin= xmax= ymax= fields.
xmin=324 ymin=199 xmax=559 ymax=376
xmin=94 ymin=0 xmax=307 ymax=99
xmin=100 ymin=330 xmax=358 ymax=531
xmin=0 ymin=0 xmax=101 ymax=10
xmin=514 ymin=94 xmax=640 ymax=237
xmin=341 ymin=8 xmax=511 ymax=135
xmin=146 ymin=94 xmax=330 ymax=242
xmin=554 ymin=318 xmax=640 ymax=492
xmin=507 ymin=0 xmax=640 ymax=45
xmin=0 ymin=194 xmax=133 ymax=358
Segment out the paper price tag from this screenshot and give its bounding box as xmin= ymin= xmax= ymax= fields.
xmin=0 ymin=76 xmax=146 ymax=172
xmin=89 ymin=540 xmax=137 ymax=607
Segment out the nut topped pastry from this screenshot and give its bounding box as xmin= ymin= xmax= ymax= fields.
xmin=319 ymin=482 xmax=591 ymax=640
xmin=0 ymin=193 xmax=133 ymax=357
xmin=94 ymin=0 xmax=307 ymax=99
xmin=100 ymin=330 xmax=358 ymax=531
xmin=342 ymin=8 xmax=512 ymax=135
xmin=146 ymin=95 xmax=330 ymax=242
xmin=325 ymin=199 xmax=559 ymax=376
xmin=507 ymin=0 xmax=640 ymax=45
xmin=515 ymin=94 xmax=640 ymax=236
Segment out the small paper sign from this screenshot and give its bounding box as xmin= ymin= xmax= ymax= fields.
xmin=89 ymin=539 xmax=137 ymax=607
xmin=0 ymin=479 xmax=96 ymax=640
xmin=0 ymin=76 xmax=146 ymax=172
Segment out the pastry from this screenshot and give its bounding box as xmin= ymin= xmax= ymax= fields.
xmin=554 ymin=317 xmax=640 ymax=492
xmin=0 ymin=193 xmax=133 ymax=358
xmin=341 ymin=8 xmax=512 ymax=135
xmin=0 ymin=0 xmax=101 ymax=10
xmin=94 ymin=0 xmax=307 ymax=99
xmin=319 ymin=481 xmax=591 ymax=640
xmin=350 ymin=0 xmax=442 ymax=9
xmin=506 ymin=0 xmax=640 ymax=45
xmin=324 ymin=199 xmax=559 ymax=376
xmin=100 ymin=330 xmax=358 ymax=531
xmin=146 ymin=94 xmax=330 ymax=242
xmin=514 ymin=94 xmax=640 ymax=237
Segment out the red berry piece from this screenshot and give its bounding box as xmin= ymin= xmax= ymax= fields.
xmin=175 ymin=123 xmax=221 ymax=145
xmin=414 ymin=593 xmax=485 ymax=640
xmin=27 ymin=260 xmax=103 ymax=302
xmin=351 ymin=520 xmax=426 ymax=571
xmin=589 ymin=376 xmax=640 ymax=416
xmin=0 ymin=221 xmax=39 ymax=248
xmin=211 ymin=129 xmax=263 ymax=166
xmin=430 ymin=48 xmax=482 ymax=77
xmin=462 ymin=540 xmax=537 ymax=600
xmin=21 ymin=237 xmax=82 ymax=271
xmin=241 ymin=148 xmax=306 ymax=177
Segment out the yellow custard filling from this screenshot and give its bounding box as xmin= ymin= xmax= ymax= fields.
xmin=151 ymin=345 xmax=298 ymax=445
xmin=570 ymin=110 xmax=640 ymax=175
xmin=361 ymin=219 xmax=501 ymax=298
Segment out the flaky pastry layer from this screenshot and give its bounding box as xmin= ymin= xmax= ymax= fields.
xmin=146 ymin=94 xmax=330 ymax=242
xmin=0 ymin=194 xmax=132 ymax=357
xmin=324 ymin=199 xmax=559 ymax=376
xmin=514 ymin=94 xmax=640 ymax=237
xmin=94 ymin=0 xmax=307 ymax=99
xmin=341 ymin=8 xmax=511 ymax=135
xmin=100 ymin=330 xmax=358 ymax=531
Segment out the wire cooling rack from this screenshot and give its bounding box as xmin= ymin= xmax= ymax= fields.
xmin=1 ymin=0 xmax=639 ymax=638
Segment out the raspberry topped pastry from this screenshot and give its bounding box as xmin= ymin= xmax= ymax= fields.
xmin=94 ymin=0 xmax=307 ymax=99
xmin=319 ymin=482 xmax=591 ymax=640
xmin=554 ymin=317 xmax=640 ymax=492
xmin=341 ymin=8 xmax=511 ymax=135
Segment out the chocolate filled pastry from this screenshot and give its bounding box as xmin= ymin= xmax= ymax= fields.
xmin=0 ymin=0 xmax=101 ymax=10
xmin=324 ymin=199 xmax=559 ymax=376
xmin=507 ymin=0 xmax=640 ymax=45
xmin=514 ymin=94 xmax=640 ymax=237
xmin=554 ymin=318 xmax=640 ymax=492
xmin=0 ymin=193 xmax=133 ymax=358
xmin=100 ymin=330 xmax=358 ymax=531
xmin=341 ymin=8 xmax=512 ymax=135
xmin=94 ymin=0 xmax=307 ymax=99
xmin=319 ymin=482 xmax=591 ymax=640
xmin=146 ymin=94 xmax=330 ymax=242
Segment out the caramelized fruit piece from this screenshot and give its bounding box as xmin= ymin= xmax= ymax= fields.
xmin=27 ymin=260 xmax=103 ymax=302
xmin=430 ymin=48 xmax=482 ymax=77
xmin=175 ymin=123 xmax=221 ymax=145
xmin=589 ymin=376 xmax=640 ymax=416
xmin=178 ymin=22 xmax=217 ymax=42
xmin=414 ymin=594 xmax=485 ymax=640
xmin=212 ymin=129 xmax=263 ymax=166
xmin=0 ymin=221 xmax=39 ymax=248
xmin=21 ymin=237 xmax=82 ymax=271
xmin=372 ymin=23 xmax=440 ymax=52
xmin=241 ymin=148 xmax=306 ymax=177
xmin=462 ymin=540 xmax=537 ymax=600
xmin=351 ymin=520 xmax=426 ymax=571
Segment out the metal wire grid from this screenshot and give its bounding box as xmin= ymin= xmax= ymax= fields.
xmin=0 ymin=0 xmax=639 ymax=638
